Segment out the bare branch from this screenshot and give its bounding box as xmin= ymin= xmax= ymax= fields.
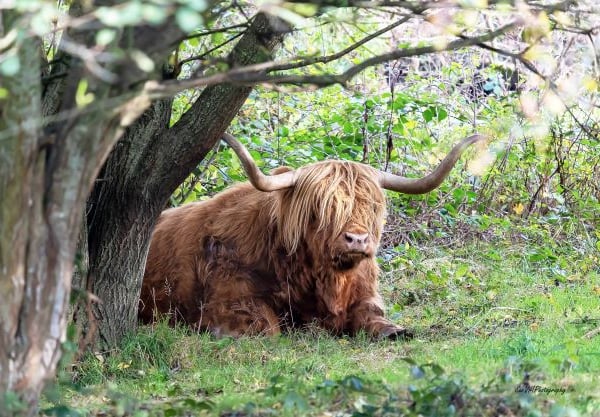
xmin=263 ymin=14 xmax=413 ymax=73
xmin=56 ymin=34 xmax=119 ymax=83
xmin=179 ymin=32 xmax=245 ymax=67
xmin=471 ymin=38 xmax=599 ymax=141
xmin=182 ymin=22 xmax=249 ymax=40
xmin=144 ymin=21 xmax=519 ymax=97
xmin=286 ymin=0 xmax=575 ymax=13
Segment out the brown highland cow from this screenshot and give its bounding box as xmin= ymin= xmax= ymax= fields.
xmin=139 ymin=133 xmax=484 ymax=338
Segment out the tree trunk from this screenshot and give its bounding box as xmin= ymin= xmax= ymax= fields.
xmin=0 ymin=4 xmax=186 ymax=412
xmin=83 ymin=13 xmax=289 ymax=350
xmin=0 ymin=26 xmax=57 ymax=415
xmin=0 ymin=11 xmax=120 ymax=415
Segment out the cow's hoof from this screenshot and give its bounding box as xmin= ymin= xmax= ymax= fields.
xmin=380 ymin=326 xmax=413 ymax=340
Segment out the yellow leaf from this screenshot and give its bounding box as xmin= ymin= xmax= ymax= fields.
xmin=592 ymin=286 xmax=600 ymax=296
xmin=551 ymin=11 xmax=572 ymax=26
xmin=521 ymin=11 xmax=551 ymax=43
xmin=513 ymin=203 xmax=524 ymax=215
xmin=529 ymin=322 xmax=539 ymax=331
xmin=459 ymin=0 xmax=488 ymax=8
xmin=582 ymin=76 xmax=598 ymax=92
xmin=542 ymin=90 xmax=566 ymax=116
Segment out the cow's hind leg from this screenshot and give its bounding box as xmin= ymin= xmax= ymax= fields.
xmin=198 ymin=239 xmax=281 ymax=336
xmin=196 ymin=268 xmax=280 ymax=337
xmin=199 ymin=297 xmax=281 ymax=337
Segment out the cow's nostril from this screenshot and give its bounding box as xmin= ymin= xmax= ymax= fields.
xmin=344 ymin=232 xmax=369 ymax=250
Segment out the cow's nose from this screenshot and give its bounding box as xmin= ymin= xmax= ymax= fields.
xmin=344 ymin=232 xmax=369 ymax=252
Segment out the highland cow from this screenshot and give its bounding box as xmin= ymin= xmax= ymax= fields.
xmin=139 ymin=133 xmax=484 ymax=338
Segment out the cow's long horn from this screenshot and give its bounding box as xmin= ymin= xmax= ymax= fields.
xmin=378 ymin=134 xmax=486 ymax=194
xmin=222 ymin=133 xmax=298 ymax=191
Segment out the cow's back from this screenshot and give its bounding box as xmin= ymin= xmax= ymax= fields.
xmin=138 ymin=183 xmax=276 ymax=324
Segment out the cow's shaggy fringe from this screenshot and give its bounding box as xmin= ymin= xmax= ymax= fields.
xmin=276 ymin=162 xmax=386 ymax=253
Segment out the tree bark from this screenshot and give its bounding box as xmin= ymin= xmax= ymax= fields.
xmin=0 ymin=3 xmax=186 ymax=414
xmin=83 ymin=13 xmax=289 ymax=349
xmin=0 ymin=21 xmax=51 ymax=415
xmin=0 ymin=10 xmax=120 ymax=415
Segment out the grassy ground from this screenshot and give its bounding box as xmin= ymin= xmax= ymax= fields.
xmin=45 ymin=224 xmax=600 ymax=416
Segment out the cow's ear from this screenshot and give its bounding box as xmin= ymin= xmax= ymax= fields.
xmin=271 ymin=166 xmax=293 ymax=175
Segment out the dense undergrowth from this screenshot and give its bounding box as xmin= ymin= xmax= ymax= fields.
xmin=44 ymin=215 xmax=599 ymax=417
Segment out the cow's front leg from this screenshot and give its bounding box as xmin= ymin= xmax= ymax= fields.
xmin=348 ymin=297 xmax=411 ymax=340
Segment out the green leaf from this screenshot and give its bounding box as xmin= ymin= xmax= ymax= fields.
xmin=41 ymin=405 xmax=82 ymax=417
xmin=119 ymin=1 xmax=144 ymax=26
xmin=410 ymin=365 xmax=425 ymax=379
xmin=422 ymin=108 xmax=433 ymax=122
xmin=0 ymin=53 xmax=20 ymax=76
xmin=30 ymin=3 xmax=55 ymax=35
xmin=342 ymin=375 xmax=365 ymax=391
xmin=400 ymin=357 xmax=418 ymax=367
xmin=181 ymin=398 xmax=214 ymax=411
xmin=278 ymin=125 xmax=289 ymax=137
xmin=184 ymin=0 xmax=209 ymax=12
xmin=164 ymin=408 xmax=177 ymax=417
xmin=343 ymin=122 xmax=354 ymax=134
xmin=97 ymin=2 xmax=144 ymax=27
xmin=550 ymin=405 xmax=580 ymax=417
xmin=75 ymin=79 xmax=95 ymax=108
xmin=286 ymin=3 xmax=318 ymax=16
xmin=96 ymin=29 xmax=116 ymax=46
xmin=142 ymin=4 xmax=168 ymax=24
xmin=176 ymin=7 xmax=204 ymax=32
xmin=131 ymin=50 xmax=155 ymax=72
xmin=436 ymin=107 xmax=448 ymax=121
xmin=453 ymin=187 xmax=466 ymax=203
xmin=283 ymin=391 xmax=308 ymax=411
xmin=428 ymin=363 xmax=445 ymax=376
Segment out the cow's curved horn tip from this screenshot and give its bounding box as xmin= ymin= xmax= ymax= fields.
xmin=471 ymin=133 xmax=489 ymax=143
xmin=380 ymin=327 xmax=414 ymax=341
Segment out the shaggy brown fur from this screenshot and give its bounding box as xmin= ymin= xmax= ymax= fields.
xmin=139 ymin=161 xmax=406 ymax=338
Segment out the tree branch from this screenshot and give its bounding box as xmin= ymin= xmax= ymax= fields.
xmin=261 ymin=14 xmax=413 ymax=73
xmin=287 ymin=0 xmax=575 ymax=13
xmin=142 ymin=20 xmax=519 ymax=96
xmin=181 ymin=22 xmax=249 ymax=40
xmin=179 ymin=32 xmax=245 ymax=67
xmin=140 ymin=13 xmax=291 ymax=202
xmin=471 ymin=38 xmax=600 ymax=142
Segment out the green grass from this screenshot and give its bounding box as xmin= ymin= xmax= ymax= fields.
xmin=45 ymin=232 xmax=600 ymax=416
